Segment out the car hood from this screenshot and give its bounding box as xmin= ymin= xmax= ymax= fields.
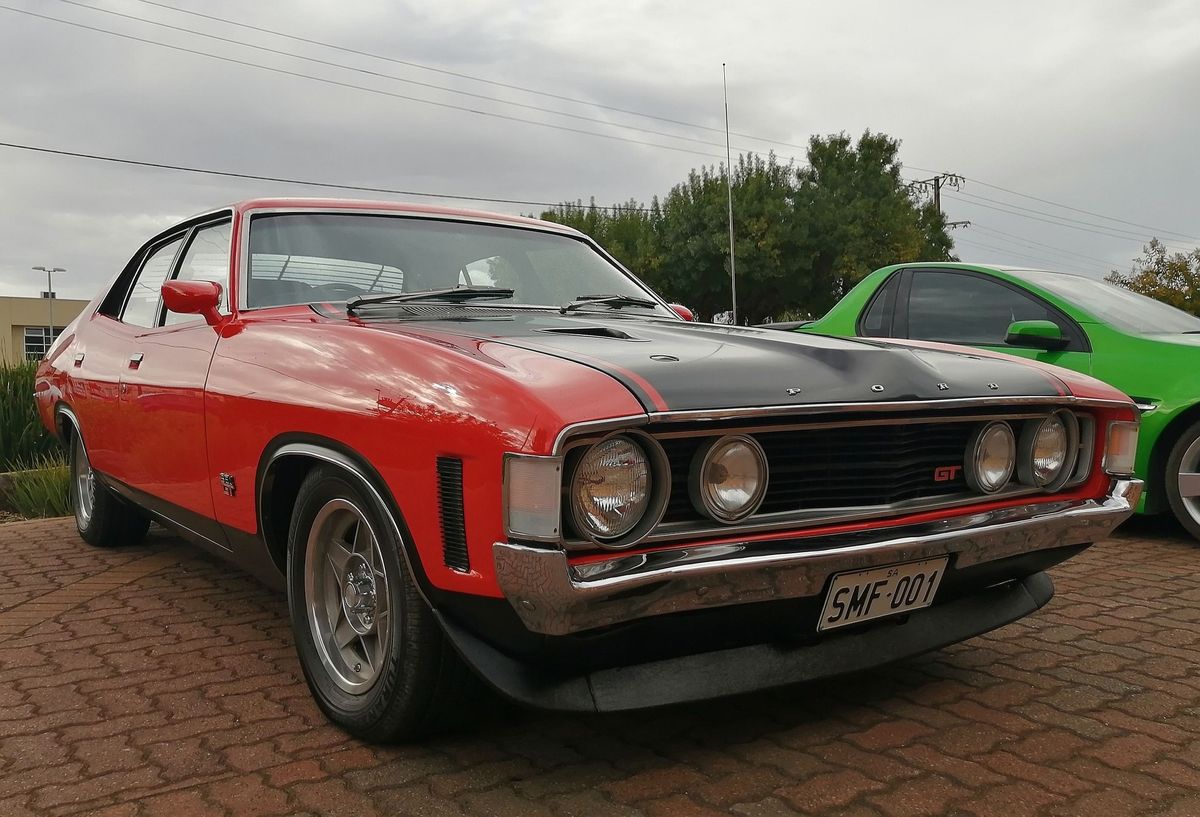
xmin=350 ymin=310 xmax=1068 ymax=413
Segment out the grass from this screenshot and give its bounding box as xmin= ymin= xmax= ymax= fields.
xmin=6 ymin=452 xmax=70 ymax=519
xmin=0 ymin=360 xmax=55 ymax=471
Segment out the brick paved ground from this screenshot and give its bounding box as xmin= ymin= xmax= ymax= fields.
xmin=1 ymin=517 xmax=1198 ymax=817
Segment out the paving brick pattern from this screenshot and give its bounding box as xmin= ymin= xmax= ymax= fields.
xmin=1 ymin=516 xmax=1198 ymax=816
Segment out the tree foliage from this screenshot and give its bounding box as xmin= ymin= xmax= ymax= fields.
xmin=539 ymin=130 xmax=954 ymax=322
xmin=1106 ymin=239 xmax=1200 ymax=316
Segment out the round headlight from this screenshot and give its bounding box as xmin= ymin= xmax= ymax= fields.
xmin=965 ymin=422 xmax=1016 ymax=494
xmin=1019 ymin=413 xmax=1072 ymax=488
xmin=570 ymin=435 xmax=652 ymax=540
xmin=690 ymin=435 xmax=769 ymax=522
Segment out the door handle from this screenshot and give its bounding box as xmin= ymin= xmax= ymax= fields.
xmin=128 ymin=352 xmax=144 ymax=369
xmin=73 ymin=353 xmax=85 ymax=367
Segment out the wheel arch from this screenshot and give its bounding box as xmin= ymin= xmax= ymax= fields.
xmin=256 ymin=434 xmax=433 ymax=595
xmin=54 ymin=402 xmax=81 ymax=444
xmin=1147 ymin=402 xmax=1200 ymax=514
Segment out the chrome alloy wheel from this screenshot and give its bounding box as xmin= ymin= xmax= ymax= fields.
xmin=304 ymin=498 xmax=392 ymax=695
xmin=72 ymin=437 xmax=96 ymax=527
xmin=1177 ymin=436 xmax=1200 ymax=530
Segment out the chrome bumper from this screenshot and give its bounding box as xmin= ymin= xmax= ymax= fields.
xmin=493 ymin=479 xmax=1141 ymax=636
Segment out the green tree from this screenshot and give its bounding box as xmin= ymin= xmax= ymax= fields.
xmin=1106 ymin=239 xmax=1200 ymax=316
xmin=539 ymin=130 xmax=954 ymax=322
xmin=651 ymin=153 xmax=802 ymax=321
xmin=795 ymin=130 xmax=954 ymax=315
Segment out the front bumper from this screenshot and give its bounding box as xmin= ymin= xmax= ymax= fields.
xmin=493 ymin=479 xmax=1141 ymax=636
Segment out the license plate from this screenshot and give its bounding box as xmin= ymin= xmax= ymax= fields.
xmin=818 ymin=557 xmax=948 ymax=632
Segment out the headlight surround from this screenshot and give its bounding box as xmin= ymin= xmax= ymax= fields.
xmin=690 ymin=435 xmax=769 ymax=522
xmin=1018 ymin=411 xmax=1078 ymax=489
xmin=965 ymin=421 xmax=1016 ymax=494
xmin=568 ymin=432 xmax=669 ymax=546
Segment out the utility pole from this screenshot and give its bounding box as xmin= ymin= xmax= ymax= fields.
xmin=722 ymin=63 xmax=737 ymax=325
xmin=32 ymin=266 xmax=65 ymax=343
xmin=911 ymin=172 xmax=963 ymax=215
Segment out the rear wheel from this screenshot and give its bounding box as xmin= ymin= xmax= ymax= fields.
xmin=69 ymin=430 xmax=150 ymax=547
xmin=1165 ymin=420 xmax=1200 ymax=541
xmin=286 ymin=466 xmax=476 ymax=742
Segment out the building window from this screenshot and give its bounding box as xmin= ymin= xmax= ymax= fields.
xmin=24 ymin=327 xmax=58 ymax=361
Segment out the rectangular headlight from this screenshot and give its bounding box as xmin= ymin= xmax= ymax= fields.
xmin=1104 ymin=421 xmax=1139 ymax=476
xmin=504 ymin=454 xmax=562 ymax=541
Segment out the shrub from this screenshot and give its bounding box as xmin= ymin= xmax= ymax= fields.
xmin=7 ymin=452 xmax=70 ymax=519
xmin=0 ymin=361 xmax=55 ymax=471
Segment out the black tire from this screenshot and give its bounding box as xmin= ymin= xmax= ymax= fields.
xmin=286 ymin=465 xmax=477 ymax=742
xmin=69 ymin=430 xmax=150 ymax=547
xmin=1164 ymin=419 xmax=1200 ymax=541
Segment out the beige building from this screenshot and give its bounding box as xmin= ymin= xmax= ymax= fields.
xmin=0 ymin=295 xmax=92 ymax=364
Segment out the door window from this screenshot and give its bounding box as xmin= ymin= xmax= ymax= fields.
xmin=859 ymin=272 xmax=901 ymax=337
xmin=122 ymin=236 xmax=183 ymax=328
xmin=165 ymin=221 xmax=233 ymax=325
xmin=906 ymin=271 xmax=1058 ymax=345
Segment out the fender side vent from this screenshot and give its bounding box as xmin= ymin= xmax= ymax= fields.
xmin=437 ymin=457 xmax=470 ymax=572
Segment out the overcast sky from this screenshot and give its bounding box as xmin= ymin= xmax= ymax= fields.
xmin=2 ymin=0 xmax=1198 ymax=302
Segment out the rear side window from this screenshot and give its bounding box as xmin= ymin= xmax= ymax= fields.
xmin=165 ymin=221 xmax=232 ymax=325
xmin=859 ymin=273 xmax=900 ymax=337
xmin=122 ymin=236 xmax=183 ymax=327
xmin=906 ymin=271 xmax=1057 ymax=345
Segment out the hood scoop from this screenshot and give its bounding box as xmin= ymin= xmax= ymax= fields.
xmin=537 ymin=326 xmax=639 ymax=341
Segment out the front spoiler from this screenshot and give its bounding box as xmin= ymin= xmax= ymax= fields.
xmin=493 ymin=479 xmax=1141 ymax=636
xmin=442 ymin=571 xmax=1056 ymax=712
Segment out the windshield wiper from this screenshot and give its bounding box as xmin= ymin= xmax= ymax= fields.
xmin=559 ymin=294 xmax=659 ymax=314
xmin=347 ymin=286 xmax=515 ymax=314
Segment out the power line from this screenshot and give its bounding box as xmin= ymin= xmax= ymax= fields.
xmin=0 ymin=5 xmax=736 ymax=164
xmin=0 ymin=139 xmax=657 ymax=211
xmin=951 ymin=189 xmax=1173 ymax=242
xmin=968 ymin=223 xmax=1118 ymax=267
xmin=943 ymin=192 xmax=1194 ymax=251
xmin=55 ymin=0 xmax=784 ymax=158
xmin=56 ymin=2 xmax=1200 ymax=244
xmin=129 ymin=0 xmax=806 ymax=150
xmin=953 ymin=237 xmax=1097 ymax=273
xmin=963 ymin=176 xmax=1200 ymax=243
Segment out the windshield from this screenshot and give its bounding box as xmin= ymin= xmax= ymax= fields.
xmin=1014 ymin=270 xmax=1200 ymax=335
xmin=244 ymin=212 xmax=668 ymax=314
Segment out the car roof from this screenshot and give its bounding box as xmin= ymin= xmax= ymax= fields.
xmin=188 ymin=198 xmax=583 ymax=236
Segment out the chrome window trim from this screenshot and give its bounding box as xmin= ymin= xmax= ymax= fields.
xmin=234 ymin=206 xmax=677 ymax=317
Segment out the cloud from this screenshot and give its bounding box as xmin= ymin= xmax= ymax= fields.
xmin=1 ymin=0 xmax=1197 ymax=300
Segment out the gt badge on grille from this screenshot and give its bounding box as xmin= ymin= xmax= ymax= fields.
xmin=933 ymin=465 xmax=962 ymax=482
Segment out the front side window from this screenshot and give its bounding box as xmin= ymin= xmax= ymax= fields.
xmin=122 ymin=236 xmax=183 ymax=327
xmin=906 ymin=271 xmax=1058 ymax=345
xmin=165 ymin=221 xmax=232 ymax=325
xmin=244 ymin=213 xmax=666 ymax=314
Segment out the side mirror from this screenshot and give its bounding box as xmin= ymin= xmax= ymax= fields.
xmin=669 ymin=303 xmax=695 ymax=321
xmin=1005 ymin=319 xmax=1068 ymax=351
xmin=162 ymin=280 xmax=224 ymax=327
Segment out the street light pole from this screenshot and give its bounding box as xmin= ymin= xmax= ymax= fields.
xmin=31 ymin=266 xmax=66 ymax=344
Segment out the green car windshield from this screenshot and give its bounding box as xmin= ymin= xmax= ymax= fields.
xmin=1012 ymin=270 xmax=1200 ymax=335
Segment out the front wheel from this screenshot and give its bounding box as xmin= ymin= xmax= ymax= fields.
xmin=286 ymin=466 xmax=477 ymax=742
xmin=70 ymin=430 xmax=150 ymax=547
xmin=1165 ymin=420 xmax=1200 ymax=541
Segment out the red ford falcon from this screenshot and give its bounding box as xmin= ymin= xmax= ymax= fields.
xmin=35 ymin=199 xmax=1141 ymax=741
